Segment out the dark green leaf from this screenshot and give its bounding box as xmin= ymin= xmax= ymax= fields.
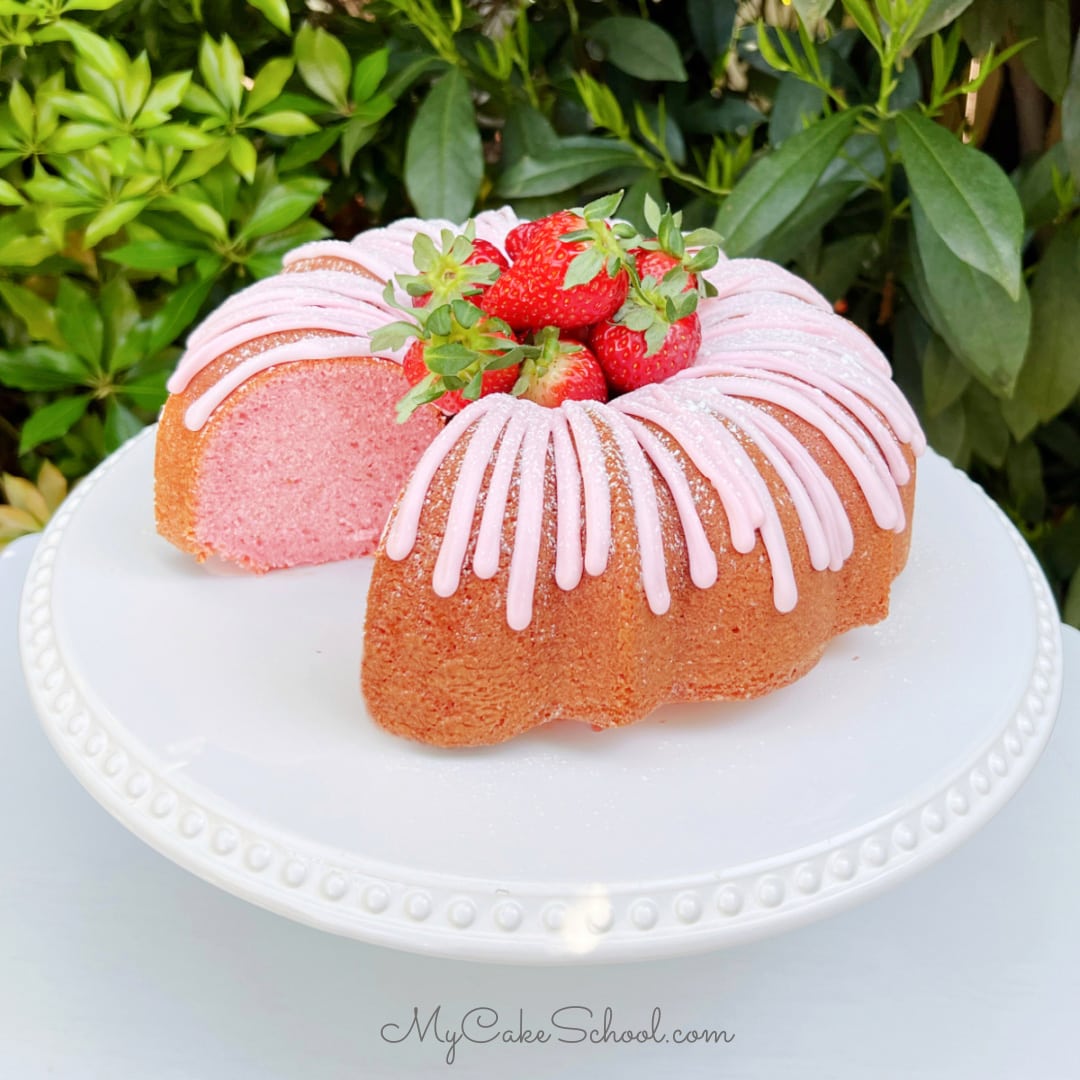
xmin=1065 ymin=566 xmax=1080 ymax=629
xmin=104 ymin=398 xmax=144 ymax=452
xmin=715 ymin=109 xmax=859 ymax=257
xmin=768 ymin=77 xmax=826 ymax=147
xmin=19 ymin=394 xmax=92 ymax=455
xmin=1005 ymin=439 xmax=1046 ymax=523
xmin=238 ymin=177 xmax=327 ymax=241
xmin=1009 ymin=219 xmax=1080 ymax=425
xmin=56 ymin=279 xmax=104 ymax=369
xmin=912 ymin=1 xmax=977 ymax=45
xmin=1016 ymin=142 xmax=1071 ymax=230
xmin=279 ymin=126 xmax=341 ymax=171
xmin=0 ymin=347 xmax=89 ymax=391
xmin=587 ymin=17 xmax=688 ymax=82
xmin=962 ymin=382 xmax=1010 ymax=467
xmin=1015 ymin=0 xmax=1071 ymax=101
xmin=688 ymin=0 xmax=737 ymax=61
xmin=405 ymin=69 xmax=483 ymax=221
xmin=896 ymin=110 xmax=1023 ymax=299
xmin=961 ymin=0 xmax=1012 ymax=55
xmin=498 ymin=135 xmax=638 ymax=198
xmin=145 ymin=273 xmax=217 ymax=355
xmin=1063 ymin=31 xmax=1080 ymax=185
xmin=922 ymin=331 xmax=971 ymax=416
xmin=341 ymin=115 xmax=377 ymax=170
xmin=907 ymin=201 xmax=1030 ymax=396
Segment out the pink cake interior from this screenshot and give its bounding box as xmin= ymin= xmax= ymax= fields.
xmin=195 ymin=358 xmax=441 ymax=570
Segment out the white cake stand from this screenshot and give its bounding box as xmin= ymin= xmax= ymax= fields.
xmin=19 ymin=427 xmax=1062 ymax=963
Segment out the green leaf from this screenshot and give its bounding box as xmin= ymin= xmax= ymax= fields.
xmin=19 ymin=394 xmax=92 ymax=455
xmin=9 ymin=81 xmax=34 ymax=139
xmin=921 ymin=331 xmax=970 ymax=416
xmin=1015 ymin=0 xmax=1071 ymax=101
xmin=962 ymin=382 xmax=1010 ymax=467
xmin=341 ymin=116 xmax=376 ymax=171
xmin=715 ymin=109 xmax=858 ymax=257
xmin=0 ymin=281 xmax=66 ymax=348
xmin=587 ymin=17 xmax=688 ymax=82
xmin=688 ymin=0 xmax=737 ymax=61
xmin=911 ymin=0 xmax=977 ymax=45
xmin=106 ymin=239 xmax=204 ymax=271
xmin=768 ymin=76 xmax=826 ymax=146
xmin=405 ymin=69 xmax=482 ymax=222
xmin=497 ymin=137 xmax=639 ymax=198
xmin=145 ymin=273 xmax=217 ymax=355
xmin=248 ymin=0 xmax=290 ymax=34
xmin=295 ymin=24 xmax=351 ymax=108
xmin=157 ymin=194 xmax=229 ymax=241
xmin=1065 ymin=566 xmax=1080 ymax=629
xmin=246 ymin=110 xmax=319 ymax=136
xmin=104 ymin=397 xmax=144 ymax=452
xmin=961 ymin=0 xmax=1011 ymax=55
xmin=790 ymin=0 xmax=834 ymax=26
xmin=896 ymin=110 xmax=1023 ymax=299
xmin=907 ymin=201 xmax=1030 ymax=396
xmin=141 ymin=71 xmax=191 ymax=118
xmin=1008 ymin=219 xmax=1080 ymax=426
xmin=0 ymin=347 xmax=89 ymax=391
xmin=56 ymin=279 xmax=104 ymax=369
xmin=1005 ymin=438 xmax=1046 ymax=524
xmin=228 ymin=134 xmax=257 ymax=182
xmin=84 ymin=199 xmax=148 ymax=247
xmin=0 ymin=179 xmax=25 ymax=207
xmin=199 ymin=35 xmax=244 ymax=116
xmin=840 ymin=0 xmax=883 ymax=54
xmin=1063 ymin=31 xmax=1080 ymax=185
xmin=352 ymin=49 xmax=389 ymax=103
xmin=238 ymin=177 xmax=327 ymax=241
xmin=278 ymin=126 xmax=341 ymax=171
xmin=246 ymin=58 xmax=295 ymax=115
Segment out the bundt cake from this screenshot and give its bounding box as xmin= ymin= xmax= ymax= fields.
xmin=154 ymin=202 xmax=924 ymax=748
xmin=360 ymin=257 xmax=924 ymax=747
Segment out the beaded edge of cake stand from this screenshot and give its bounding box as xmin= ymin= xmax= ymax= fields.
xmin=19 ymin=426 xmax=1063 ymax=963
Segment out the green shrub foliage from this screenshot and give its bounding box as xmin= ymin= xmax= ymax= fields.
xmin=0 ymin=0 xmax=1078 ymax=622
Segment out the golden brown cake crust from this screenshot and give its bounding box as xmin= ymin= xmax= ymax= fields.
xmin=361 ymin=401 xmax=916 ymax=748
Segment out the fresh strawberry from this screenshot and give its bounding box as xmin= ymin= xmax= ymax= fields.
xmin=515 ymin=326 xmax=608 ymax=407
xmin=590 ymin=266 xmax=703 ymax=393
xmin=403 ymin=337 xmax=519 ymax=415
xmin=482 ymin=194 xmax=632 ymax=331
xmin=411 ymin=238 xmax=509 ymax=308
xmin=370 ymin=297 xmax=528 ymax=421
xmin=505 ymin=219 xmax=542 ymax=261
xmin=395 ymin=228 xmax=508 ymax=311
xmin=632 ymin=248 xmax=697 ymax=291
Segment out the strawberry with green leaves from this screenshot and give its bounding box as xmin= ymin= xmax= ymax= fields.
xmin=629 ymin=195 xmax=722 ymax=295
xmin=395 ymin=227 xmax=508 ymax=310
xmin=589 ymin=267 xmax=703 ymax=394
xmin=514 ymin=326 xmax=608 ymax=407
xmin=370 ymin=297 xmax=530 ymax=421
xmin=482 ymin=192 xmax=633 ymax=331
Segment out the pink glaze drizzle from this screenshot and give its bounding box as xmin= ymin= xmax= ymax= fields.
xmin=384 ymin=258 xmax=925 ymax=629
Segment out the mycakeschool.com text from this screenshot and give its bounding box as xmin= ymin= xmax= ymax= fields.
xmin=379 ymin=1005 xmax=735 ymax=1066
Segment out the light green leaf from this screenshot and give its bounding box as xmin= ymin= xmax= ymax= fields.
xmin=141 ymin=71 xmax=192 ymax=118
xmin=497 ymin=137 xmax=639 ymax=198
xmin=157 ymin=194 xmax=229 ymax=241
xmin=200 ymin=35 xmax=244 ymax=115
xmin=896 ymin=109 xmax=1023 ymax=299
xmin=405 ymin=69 xmax=482 ymax=222
xmin=352 ymin=49 xmax=389 ymax=103
xmin=228 ymin=134 xmax=257 ymax=183
xmin=9 ymin=81 xmax=34 ymax=139
xmin=246 ymin=58 xmax=294 ymax=115
xmin=19 ymin=394 xmax=92 ymax=455
xmin=0 ymin=234 xmax=58 ymax=267
xmin=1015 ymin=0 xmax=1071 ymax=101
xmin=1008 ymin=219 xmax=1080 ymax=426
xmin=0 ymin=281 xmax=66 ymax=347
xmin=0 ymin=179 xmax=24 ymax=206
xmin=1063 ymin=31 xmax=1080 ymax=185
xmin=587 ymin=17 xmax=688 ymax=82
xmin=790 ymin=0 xmax=834 ymax=26
xmin=106 ymin=239 xmax=204 ymax=271
xmin=84 ymin=199 xmax=147 ymax=247
xmin=715 ymin=109 xmax=859 ymax=257
xmin=246 ymin=110 xmax=319 ymax=136
xmin=907 ymin=200 xmax=1030 ymax=396
xmin=248 ymin=0 xmax=290 ymax=34
xmin=295 ymin=24 xmax=351 ymax=108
